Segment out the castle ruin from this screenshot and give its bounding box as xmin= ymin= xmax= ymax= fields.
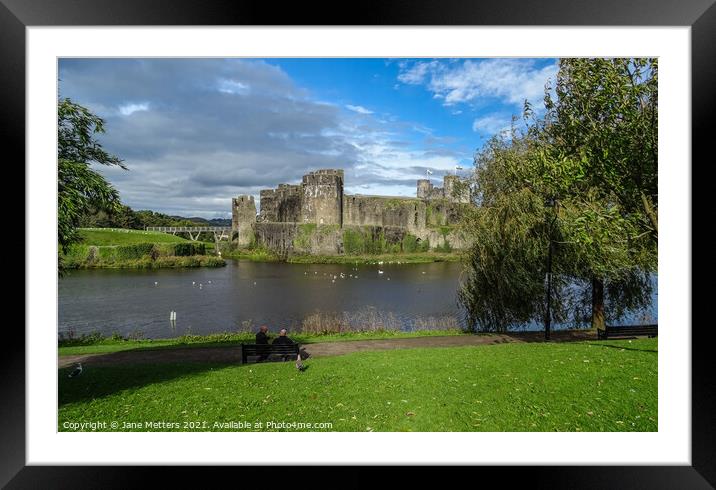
xmin=232 ymin=169 xmax=471 ymax=255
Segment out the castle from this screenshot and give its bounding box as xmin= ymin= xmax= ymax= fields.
xmin=232 ymin=169 xmax=470 ymax=254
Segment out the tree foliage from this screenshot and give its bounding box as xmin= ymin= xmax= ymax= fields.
xmin=459 ymin=59 xmax=658 ymax=332
xmin=58 ymin=98 xmax=125 ymax=258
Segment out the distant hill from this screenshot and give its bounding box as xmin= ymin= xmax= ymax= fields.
xmin=171 ymin=216 xmax=232 ymax=227
xmin=80 ymin=205 xmax=232 ymax=230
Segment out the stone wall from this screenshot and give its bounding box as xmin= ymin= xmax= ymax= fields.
xmin=258 ymin=189 xmax=278 ymax=222
xmin=231 ymin=195 xmax=257 ymax=247
xmin=276 ymin=184 xmax=302 ymax=222
xmin=252 ymin=222 xmax=297 ymax=258
xmin=301 ymin=169 xmax=344 ymax=226
xmin=443 ymin=175 xmax=470 ymax=203
xmin=293 ymin=224 xmax=342 ymax=255
xmin=416 ymin=178 xmax=445 ymax=200
xmin=343 ymin=195 xmax=426 ymax=235
xmin=241 ymin=168 xmax=473 ymax=256
xmin=425 ymin=199 xmax=464 ymax=228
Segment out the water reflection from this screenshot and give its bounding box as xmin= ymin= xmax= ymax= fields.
xmin=58 ymin=260 xmax=657 ymax=339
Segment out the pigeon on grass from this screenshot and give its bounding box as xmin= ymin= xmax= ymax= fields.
xmin=68 ymin=363 xmax=83 ymax=378
xmin=295 ymin=354 xmax=306 ymax=372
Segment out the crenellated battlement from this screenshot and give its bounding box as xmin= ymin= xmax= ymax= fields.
xmin=252 ymin=168 xmax=468 ymax=230
xmin=237 ymin=168 xmax=471 ymax=253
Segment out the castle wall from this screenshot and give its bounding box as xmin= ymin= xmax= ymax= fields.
xmin=236 ymin=168 xmax=471 ymax=256
xmin=417 ymin=179 xmax=432 ymax=199
xmin=259 ymin=189 xmax=278 ymax=222
xmin=443 ymin=175 xmax=470 ymax=203
xmin=276 ymin=184 xmax=302 ymax=222
xmin=301 ymin=169 xmax=343 ymax=226
xmin=252 ymin=222 xmax=297 ymax=258
xmin=343 ymin=195 xmax=426 ymax=235
xmin=425 ymin=199 xmax=464 ymax=227
xmin=231 ymin=195 xmax=257 ymax=247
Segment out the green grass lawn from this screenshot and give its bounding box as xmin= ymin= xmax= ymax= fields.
xmin=58 ymin=329 xmax=467 ymax=356
xmin=62 ymin=228 xmax=221 ymax=268
xmin=58 ymin=338 xmax=657 ymax=432
xmin=78 ymin=228 xmax=192 ymax=245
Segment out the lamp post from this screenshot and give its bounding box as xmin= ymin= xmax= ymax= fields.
xmin=544 ymin=197 xmax=558 ymax=341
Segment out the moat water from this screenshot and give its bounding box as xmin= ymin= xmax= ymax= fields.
xmin=58 ymin=260 xmax=657 ymax=339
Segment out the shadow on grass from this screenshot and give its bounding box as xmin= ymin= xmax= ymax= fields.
xmin=59 ymin=345 xmax=307 ymax=405
xmin=59 ymin=340 xmax=247 ymax=356
xmin=58 ymin=361 xmax=241 ymax=406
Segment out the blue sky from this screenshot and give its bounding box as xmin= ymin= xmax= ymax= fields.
xmin=59 ymin=58 xmax=558 ymax=218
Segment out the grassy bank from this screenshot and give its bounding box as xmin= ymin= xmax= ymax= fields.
xmin=77 ymin=228 xmax=192 ymax=245
xmin=287 ymin=252 xmax=462 ymax=264
xmin=222 ymin=247 xmax=281 ymax=262
xmin=59 ymin=329 xmax=467 ymax=356
xmin=58 ymin=338 xmax=657 ymax=432
xmin=222 ymin=247 xmax=462 ymax=264
xmin=62 ymin=228 xmax=223 ymax=269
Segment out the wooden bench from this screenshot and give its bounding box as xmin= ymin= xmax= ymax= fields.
xmin=241 ymin=343 xmax=300 ymax=364
xmin=597 ymin=324 xmax=658 ymax=340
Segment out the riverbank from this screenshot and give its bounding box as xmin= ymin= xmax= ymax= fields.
xmin=62 ymin=228 xmax=224 ymax=269
xmin=222 ymin=246 xmax=463 ymax=264
xmin=287 ymin=252 xmax=462 ymax=264
xmin=62 ymin=253 xmax=225 ymax=269
xmin=58 ymin=336 xmax=657 ymax=431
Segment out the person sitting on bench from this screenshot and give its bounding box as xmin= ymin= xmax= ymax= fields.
xmin=256 ymin=325 xmax=269 ymax=344
xmin=272 ymin=328 xmax=295 ymax=360
xmin=255 ymin=325 xmax=270 ymax=360
xmin=272 ymin=328 xmax=294 ymax=345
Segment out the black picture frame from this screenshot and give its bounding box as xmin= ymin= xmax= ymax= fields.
xmin=6 ymin=0 xmax=712 ymax=487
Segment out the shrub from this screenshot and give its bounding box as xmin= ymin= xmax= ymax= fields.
xmin=172 ymin=242 xmax=206 ymax=256
xmin=200 ymin=256 xmax=226 ymax=267
xmin=115 ymin=243 xmax=155 ymax=260
xmin=364 ymin=230 xmax=386 ymax=254
xmin=343 ymin=228 xmax=366 ymax=255
xmin=58 ymin=329 xmax=103 ymax=346
xmin=435 ymin=240 xmax=452 ymax=253
xmin=402 ymin=234 xmax=419 ymax=253
xmin=153 ymin=243 xmax=174 ymax=257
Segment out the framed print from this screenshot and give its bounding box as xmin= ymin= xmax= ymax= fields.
xmin=6 ymin=0 xmax=712 ymax=486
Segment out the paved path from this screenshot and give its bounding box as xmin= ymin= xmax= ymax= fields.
xmin=58 ymin=330 xmax=597 ymax=368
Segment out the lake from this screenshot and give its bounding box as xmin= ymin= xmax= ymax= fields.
xmin=58 ymin=260 xmax=469 ymax=339
xmin=58 ymin=260 xmax=657 ymax=339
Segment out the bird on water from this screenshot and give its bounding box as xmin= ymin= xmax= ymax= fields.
xmin=68 ymin=363 xmax=83 ymax=378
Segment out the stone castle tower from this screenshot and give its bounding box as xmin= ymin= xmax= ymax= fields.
xmin=416 ymin=174 xmax=470 ymax=202
xmin=443 ymin=174 xmax=470 ymax=203
xmin=300 ymin=169 xmax=344 ymax=226
xmin=416 ymin=179 xmax=433 ymax=199
xmin=231 ymin=195 xmax=257 ymax=246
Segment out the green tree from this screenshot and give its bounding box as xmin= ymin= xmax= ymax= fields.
xmin=459 ymin=58 xmax=657 ymax=332
xmin=58 ymin=98 xmax=125 ymax=264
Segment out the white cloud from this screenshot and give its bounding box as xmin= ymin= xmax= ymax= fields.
xmin=398 ymin=59 xmax=558 ymax=109
xmin=217 ymin=79 xmax=250 ymax=95
xmin=397 ymin=60 xmax=439 ymax=85
xmin=60 ymin=58 xmax=469 ymax=216
xmin=118 ymin=102 xmax=149 ymax=116
xmin=472 ymin=113 xmax=512 ymax=136
xmin=346 ymin=104 xmax=374 ymax=115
